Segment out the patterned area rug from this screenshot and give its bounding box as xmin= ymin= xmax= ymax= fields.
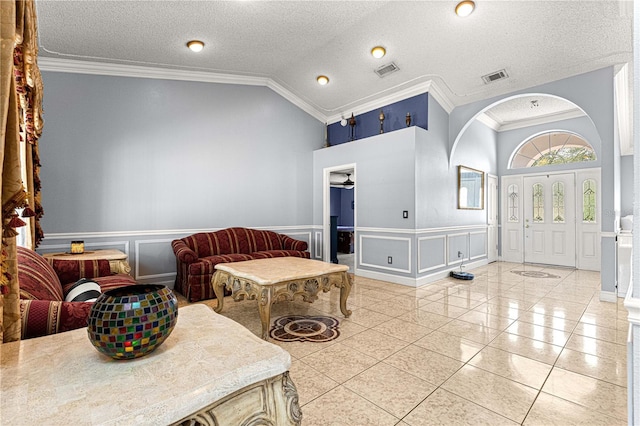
xmin=270 ymin=315 xmax=340 ymax=343
xmin=511 ymin=270 xmax=561 ymax=279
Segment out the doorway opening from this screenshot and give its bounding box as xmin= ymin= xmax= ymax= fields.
xmin=323 ymin=164 xmax=356 ymax=272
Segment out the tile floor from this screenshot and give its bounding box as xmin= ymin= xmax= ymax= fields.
xmin=180 ymin=262 xmax=629 ymax=425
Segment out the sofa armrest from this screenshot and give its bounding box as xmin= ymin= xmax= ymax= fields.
xmin=50 ymin=259 xmax=113 ymax=283
xmin=279 ymin=235 xmax=308 ymax=251
xmin=20 ymin=299 xmax=93 ymax=339
xmin=172 ymin=239 xmax=199 ymax=264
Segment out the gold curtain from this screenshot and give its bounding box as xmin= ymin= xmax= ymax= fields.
xmin=1 ymin=0 xmax=44 ymax=343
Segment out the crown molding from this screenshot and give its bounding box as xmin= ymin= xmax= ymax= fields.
xmin=324 ymin=79 xmax=455 ymax=125
xmin=496 ymin=108 xmax=585 ymax=132
xmin=37 ymin=57 xmax=327 ymax=122
xmin=37 ymin=57 xmax=458 ymax=125
xmin=476 ymin=113 xmax=500 ymax=131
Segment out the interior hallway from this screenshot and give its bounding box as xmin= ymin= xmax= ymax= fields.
xmin=180 ymin=261 xmax=628 ymax=425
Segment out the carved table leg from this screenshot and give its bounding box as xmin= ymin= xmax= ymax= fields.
xmin=212 ymin=272 xmax=226 ymax=313
xmin=339 ymin=272 xmax=352 ymax=317
xmin=258 ymin=287 xmax=273 ymax=340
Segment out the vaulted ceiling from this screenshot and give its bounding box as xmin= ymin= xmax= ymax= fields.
xmin=36 ymin=0 xmax=633 ymax=125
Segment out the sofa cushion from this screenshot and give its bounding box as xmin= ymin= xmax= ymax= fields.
xmin=188 ymin=253 xmax=255 ymax=276
xmin=17 ymin=246 xmax=64 ymax=301
xmin=180 ymin=227 xmax=286 ymax=258
xmin=65 ymin=279 xmax=102 ymax=302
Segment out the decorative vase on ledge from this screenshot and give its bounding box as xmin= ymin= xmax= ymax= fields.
xmin=87 ymin=284 xmax=178 ymax=360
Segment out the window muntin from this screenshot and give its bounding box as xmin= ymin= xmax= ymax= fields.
xmin=552 ymin=182 xmax=565 ymax=223
xmin=508 ymin=184 xmax=519 ymax=222
xmin=511 ymin=132 xmax=596 ymax=169
xmin=533 ymin=183 xmax=544 ymax=223
xmin=583 ymin=179 xmax=597 ymax=223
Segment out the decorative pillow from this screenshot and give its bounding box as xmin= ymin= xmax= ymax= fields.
xmin=65 ymin=278 xmax=102 ymax=302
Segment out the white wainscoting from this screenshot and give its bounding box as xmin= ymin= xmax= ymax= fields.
xmin=417 ymin=235 xmax=447 ymax=273
xmin=40 ymin=226 xmax=315 ymax=289
xmin=359 ymin=234 xmax=412 ymax=274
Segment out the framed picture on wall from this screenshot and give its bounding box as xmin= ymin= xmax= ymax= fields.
xmin=458 ymin=165 xmax=484 ymax=210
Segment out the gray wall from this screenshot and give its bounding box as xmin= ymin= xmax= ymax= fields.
xmin=38 ymin=71 xmax=322 ymax=286
xmin=313 ymin=94 xmax=492 ymax=284
xmin=448 ymin=67 xmax=618 ymax=295
xmin=621 ymin=155 xmax=634 ymax=216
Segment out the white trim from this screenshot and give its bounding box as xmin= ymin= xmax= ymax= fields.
xmin=324 ymin=80 xmax=454 ymax=125
xmin=446 ymin=232 xmax=470 ymax=265
xmin=601 ymin=232 xmax=618 ymax=238
xmin=38 ymin=57 xmax=459 ymax=124
xmin=416 ymin=259 xmax=489 ymax=286
xmin=323 ymin=163 xmax=356 ymax=263
xmin=355 ymin=269 xmax=418 ymax=287
xmin=134 ymin=239 xmax=175 ymax=281
xmin=43 ymin=225 xmax=314 ymax=240
xmin=417 ymin=235 xmax=447 ymax=273
xmin=498 ymin=109 xmax=586 ymax=132
xmin=38 ymin=57 xmax=326 ymax=122
xmin=357 ymin=224 xmax=487 ymax=235
xmin=359 ymin=234 xmax=411 ymax=274
xmin=624 ymin=287 xmax=640 ymax=325
xmin=599 ymin=291 xmax=617 ymax=302
xmin=469 ymin=230 xmax=488 ymax=261
xmin=476 ymin=113 xmax=500 ymax=131
xmin=314 ymin=231 xmax=323 ymax=259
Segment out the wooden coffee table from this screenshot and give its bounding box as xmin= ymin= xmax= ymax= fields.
xmin=212 ymin=257 xmax=352 ymax=340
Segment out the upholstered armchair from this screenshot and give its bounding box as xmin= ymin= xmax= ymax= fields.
xmin=17 ymin=246 xmax=137 ymax=339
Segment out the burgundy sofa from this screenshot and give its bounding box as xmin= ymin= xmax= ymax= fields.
xmin=171 ymin=227 xmax=310 ymax=302
xmin=17 ymin=246 xmax=137 ymax=339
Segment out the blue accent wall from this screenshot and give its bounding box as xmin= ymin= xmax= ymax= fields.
xmin=327 ymin=93 xmax=428 ymax=146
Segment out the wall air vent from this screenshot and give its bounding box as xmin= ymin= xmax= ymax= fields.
xmin=375 ymin=62 xmax=399 ymax=78
xmin=482 ymin=69 xmax=509 ymax=84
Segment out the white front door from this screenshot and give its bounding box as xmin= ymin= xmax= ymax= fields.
xmin=523 ymin=173 xmax=576 ymax=267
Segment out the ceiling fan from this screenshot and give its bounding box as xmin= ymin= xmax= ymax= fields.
xmin=330 ymin=172 xmax=355 ymax=189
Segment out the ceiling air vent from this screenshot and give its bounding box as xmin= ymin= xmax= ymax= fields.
xmin=482 ymin=69 xmax=509 ymax=84
xmin=375 ymin=62 xmax=399 ymax=78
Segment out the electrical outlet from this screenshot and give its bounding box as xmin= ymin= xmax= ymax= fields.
xmin=458 ymin=251 xmax=463 ymax=258
xmin=402 ymin=210 xmax=408 ymax=219
xmin=387 ymin=256 xmax=393 ymax=264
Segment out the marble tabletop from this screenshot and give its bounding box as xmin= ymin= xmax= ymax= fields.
xmin=215 ymin=257 xmax=349 ymax=285
xmin=1 ymin=304 xmax=291 ymax=425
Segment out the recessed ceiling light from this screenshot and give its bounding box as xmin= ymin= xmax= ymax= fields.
xmin=455 ymin=1 xmax=475 ymax=17
xmin=186 ymin=40 xmax=205 ymax=52
xmin=317 ymin=75 xmax=329 ymax=85
xmin=371 ymin=46 xmax=386 ymax=59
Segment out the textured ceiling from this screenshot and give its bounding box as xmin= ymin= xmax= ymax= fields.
xmin=35 ymin=0 xmax=633 ymax=123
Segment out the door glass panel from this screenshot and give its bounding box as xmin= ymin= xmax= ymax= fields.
xmin=508 ymin=184 xmax=519 ymax=222
xmin=552 ymin=182 xmax=565 ymax=223
xmin=533 ymin=183 xmax=544 ymax=223
xmin=583 ymin=179 xmax=596 ymax=223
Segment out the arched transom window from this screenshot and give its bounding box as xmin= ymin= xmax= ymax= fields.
xmin=510 ymin=131 xmax=596 ymax=169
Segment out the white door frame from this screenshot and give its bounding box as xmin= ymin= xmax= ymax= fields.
xmin=500 ymin=167 xmax=601 ymax=270
xmin=487 ymin=174 xmax=499 ymax=262
xmin=323 ymin=163 xmax=356 ymax=263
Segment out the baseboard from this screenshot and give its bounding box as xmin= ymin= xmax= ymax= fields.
xmin=354 ymin=258 xmax=490 ymax=288
xmin=354 ymin=268 xmax=418 ymax=287
xmin=599 ymin=291 xmax=617 ymax=302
